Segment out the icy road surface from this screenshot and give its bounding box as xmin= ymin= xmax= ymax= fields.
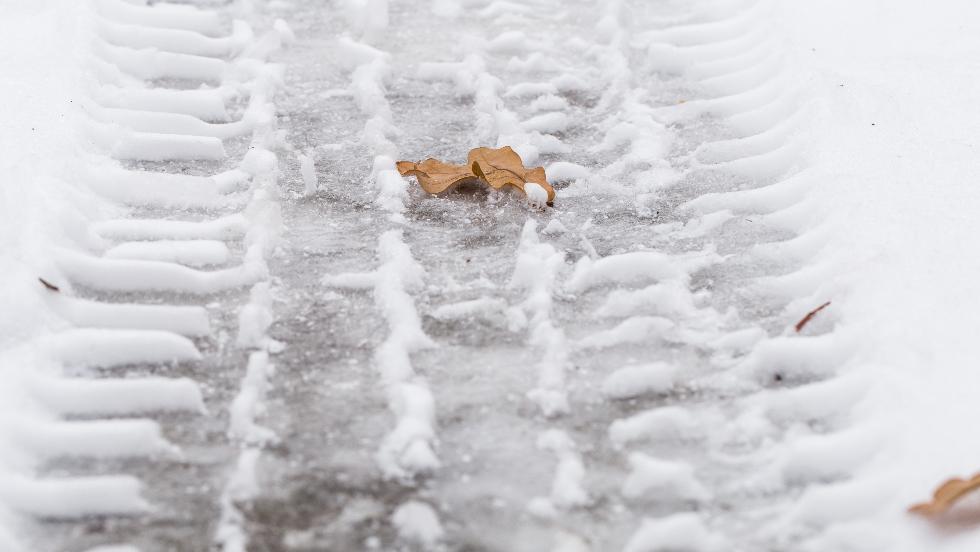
xmin=12 ymin=0 xmax=968 ymax=550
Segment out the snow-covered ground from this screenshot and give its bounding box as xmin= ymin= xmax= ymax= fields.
xmin=2 ymin=0 xmax=980 ymax=550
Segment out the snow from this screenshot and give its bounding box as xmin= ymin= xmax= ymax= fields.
xmin=601 ymin=362 xmax=679 ymax=400
xmin=93 ymin=214 xmax=249 ymax=241
xmin=42 ymin=328 xmax=202 ymax=368
xmin=540 ymin=218 xmax=567 ymax=236
xmin=370 ymin=231 xmax=441 ymax=477
xmin=566 ymin=251 xmax=703 ymax=293
xmin=92 ymin=0 xmax=223 ymax=35
xmin=0 ymin=475 xmax=149 ymax=518
xmin=104 ymin=240 xmax=231 ymax=266
xmin=227 ymin=351 xmax=277 ymax=445
xmin=505 ymin=81 xmax=559 ymax=98
xmin=92 ymin=85 xmax=232 ymax=121
xmin=430 ymin=297 xmax=526 ymax=331
xmin=510 ymin=221 xmax=571 ymax=417
xmin=298 ymin=151 xmax=318 ymax=196
xmin=536 ymin=429 xmax=590 ymax=510
xmin=0 ymin=0 xmax=289 ymax=546
xmin=215 ymin=449 xmax=262 ymax=552
xmin=56 ymin=249 xmax=267 ymax=294
xmin=523 ymin=182 xmax=549 ymax=209
xmin=596 ymin=281 xmax=704 ymax=319
xmin=236 ymin=282 xmax=280 ymax=350
xmin=528 ymin=94 xmax=569 ymax=113
xmin=609 ymin=406 xmax=702 ymax=449
xmin=33 ymin=377 xmax=206 ymax=416
xmin=576 ymin=316 xmax=675 ymax=350
xmin=4 ymin=0 xmax=980 ymax=549
xmin=49 ymin=295 xmax=211 ymax=336
xmin=12 ymin=419 xmax=175 ymax=460
xmin=545 ymin=161 xmax=590 ymax=183
xmin=94 ymin=18 xmax=253 ymax=58
xmin=741 ymin=2 xmax=980 ymax=550
xmin=622 ymin=513 xmax=722 ymax=552
xmin=391 ymin=501 xmax=444 ymax=546
xmin=84 ymin=546 xmax=139 ymax=552
xmin=622 ymin=453 xmax=712 ymax=503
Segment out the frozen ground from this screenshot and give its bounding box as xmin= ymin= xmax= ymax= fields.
xmin=3 ymin=0 xmax=980 ymax=551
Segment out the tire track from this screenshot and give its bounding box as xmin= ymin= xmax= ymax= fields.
xmin=12 ymin=2 xmax=292 ymax=550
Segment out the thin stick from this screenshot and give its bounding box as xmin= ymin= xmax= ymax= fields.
xmin=794 ymin=301 xmax=831 ymax=332
xmin=38 ymin=277 xmax=60 ymax=292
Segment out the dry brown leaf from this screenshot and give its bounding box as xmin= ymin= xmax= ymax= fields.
xmin=395 ymin=158 xmax=480 ymax=195
xmin=397 ymin=146 xmax=555 ymax=205
xmin=910 ymin=473 xmax=980 ymax=516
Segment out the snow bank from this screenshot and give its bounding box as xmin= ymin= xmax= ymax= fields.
xmin=665 ymin=0 xmax=980 ymax=548
xmin=1 ymin=0 xmax=288 ymax=547
xmin=764 ymin=2 xmax=980 ymax=550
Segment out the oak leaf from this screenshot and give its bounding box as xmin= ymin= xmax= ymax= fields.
xmin=909 ymin=472 xmax=980 ymax=516
xmin=397 ymin=146 xmax=555 ymax=206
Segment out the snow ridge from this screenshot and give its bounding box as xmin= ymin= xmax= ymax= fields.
xmin=631 ymin=0 xmax=866 ymax=548
xmin=325 ymin=6 xmax=444 ymax=546
xmin=511 ymin=221 xmax=571 ymax=417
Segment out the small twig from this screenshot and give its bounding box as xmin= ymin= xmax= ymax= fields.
xmin=794 ymin=301 xmax=831 ymax=333
xmin=38 ymin=277 xmax=60 ymax=292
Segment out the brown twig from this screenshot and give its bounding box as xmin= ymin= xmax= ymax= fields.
xmin=38 ymin=277 xmax=60 ymax=292
xmin=794 ymin=301 xmax=831 ymax=332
